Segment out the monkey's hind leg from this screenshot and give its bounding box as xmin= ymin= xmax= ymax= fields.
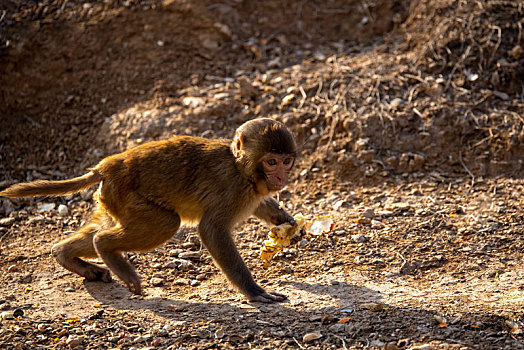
xmin=93 ymin=198 xmax=181 ymax=295
xmin=51 ymin=221 xmax=112 ymax=283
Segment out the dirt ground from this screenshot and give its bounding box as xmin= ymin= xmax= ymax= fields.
xmin=0 ymin=0 xmax=523 ymax=349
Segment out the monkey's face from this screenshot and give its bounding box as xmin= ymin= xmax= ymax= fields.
xmin=257 ymin=153 xmax=295 ymax=193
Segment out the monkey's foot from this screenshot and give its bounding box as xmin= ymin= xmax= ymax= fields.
xmin=123 ymin=277 xmax=142 ymax=295
xmin=83 ymin=266 xmax=112 ymax=283
xmin=248 ymin=291 xmax=287 ymax=303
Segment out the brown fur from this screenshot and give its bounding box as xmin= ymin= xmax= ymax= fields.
xmin=0 ymin=118 xmax=297 ymax=302
xmin=0 ymin=172 xmax=102 ymax=197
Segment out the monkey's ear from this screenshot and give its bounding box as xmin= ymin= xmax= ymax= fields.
xmin=232 ymin=132 xmax=245 ymax=158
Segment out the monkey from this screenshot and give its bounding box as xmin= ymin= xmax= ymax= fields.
xmin=0 ymin=118 xmax=297 ymax=303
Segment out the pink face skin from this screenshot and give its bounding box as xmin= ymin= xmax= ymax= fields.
xmin=257 ymin=153 xmax=295 ymax=194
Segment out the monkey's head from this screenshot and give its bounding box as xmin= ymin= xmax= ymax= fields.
xmin=232 ymin=118 xmax=297 ymax=195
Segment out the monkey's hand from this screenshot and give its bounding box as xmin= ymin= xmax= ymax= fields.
xmin=276 ymin=209 xmax=296 ymax=226
xmin=254 ymin=197 xmax=296 ymax=226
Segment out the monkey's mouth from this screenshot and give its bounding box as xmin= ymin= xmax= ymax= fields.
xmin=267 ymin=182 xmax=285 ymax=192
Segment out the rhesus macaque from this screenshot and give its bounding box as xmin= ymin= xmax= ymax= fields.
xmin=0 ymin=118 xmax=297 ymax=302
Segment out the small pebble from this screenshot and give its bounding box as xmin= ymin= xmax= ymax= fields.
xmin=370 ymin=340 xmax=385 ymax=347
xmin=360 ymin=302 xmax=384 ymax=312
xmin=309 ymin=314 xmax=322 ymax=322
xmin=372 ymin=258 xmax=386 ymax=266
xmin=58 ymin=204 xmax=69 ymax=216
xmin=179 ymin=251 xmax=201 ymax=260
xmin=1 ymin=311 xmax=14 ymax=320
xmin=351 ymin=234 xmax=368 ymax=243
xmin=173 ymin=278 xmax=190 ymax=286
xmin=166 ymin=259 xmax=195 ymax=270
xmin=333 ymin=200 xmax=347 ymax=210
xmin=66 ymin=335 xmax=83 ymax=347
xmin=182 ymin=242 xmax=196 ymax=249
xmin=321 ymin=315 xmax=335 ymax=324
xmin=19 ymin=273 xmax=32 ymax=283
xmin=7 ymin=265 xmax=18 ymax=273
xmin=298 ymin=239 xmax=309 ymax=248
xmin=362 ymin=208 xmax=375 ymax=218
xmin=27 ymin=216 xmax=45 ymax=225
xmin=328 ymin=323 xmax=345 ymax=333
xmin=258 ymin=305 xmax=269 ymax=313
xmin=303 ymin=331 xmax=322 ymax=342
xmin=150 ymin=277 xmax=164 ymax=286
xmin=0 ymin=217 xmax=15 ymax=226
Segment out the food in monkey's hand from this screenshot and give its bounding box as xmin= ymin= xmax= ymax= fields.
xmin=260 ymin=214 xmax=333 ymax=268
xmin=260 ymin=214 xmax=305 ymax=268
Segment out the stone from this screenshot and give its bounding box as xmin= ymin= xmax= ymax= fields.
xmin=0 ymin=217 xmax=15 ymax=226
xmin=58 ymin=204 xmax=69 ymax=216
xmin=150 ymin=277 xmax=164 ymax=286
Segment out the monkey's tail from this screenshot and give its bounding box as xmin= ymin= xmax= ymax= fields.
xmin=0 ymin=171 xmax=102 ymax=198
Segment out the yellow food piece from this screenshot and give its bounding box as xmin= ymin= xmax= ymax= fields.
xmin=260 ymin=215 xmax=306 ymax=268
xmin=260 ymin=214 xmax=334 ymax=268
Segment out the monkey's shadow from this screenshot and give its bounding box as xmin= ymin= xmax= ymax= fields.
xmin=83 ymin=278 xmax=382 ymax=321
xmin=83 ymin=280 xmax=222 ymax=316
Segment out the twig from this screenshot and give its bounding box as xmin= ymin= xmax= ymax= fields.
xmin=335 ymin=335 xmax=348 ymax=350
xmin=488 ymin=25 xmax=502 ymax=65
xmin=292 ymin=336 xmax=305 ymax=349
xmin=407 ymin=85 xmax=419 ymax=102
xmin=472 ymin=135 xmax=493 ymax=148
xmin=510 ymin=111 xmax=524 ymax=124
xmin=315 ymin=79 xmax=323 ymax=98
xmin=395 ymin=251 xmax=407 ymax=264
xmin=324 ymin=116 xmax=339 ymax=156
xmin=404 ymin=73 xmax=425 ymax=83
xmin=329 ymin=79 xmax=339 ymax=98
xmin=255 ymin=319 xmax=272 ymax=325
xmin=298 ymin=86 xmax=307 ymax=109
xmin=459 ymin=151 xmax=475 ymax=186
xmin=374 ymin=88 xmax=385 ymax=129
xmin=287 ymin=327 xmax=305 ymax=349
xmin=0 ymin=230 xmax=11 ymax=242
xmin=412 ymin=108 xmax=423 ymax=118
xmin=445 ymin=45 xmax=471 ymax=91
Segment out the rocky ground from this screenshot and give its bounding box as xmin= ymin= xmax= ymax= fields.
xmin=0 ymin=0 xmax=523 ymax=349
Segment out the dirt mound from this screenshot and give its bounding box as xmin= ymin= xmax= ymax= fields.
xmin=0 ymin=0 xmax=407 ymax=181
xmin=406 ymin=0 xmax=524 ymax=94
xmin=399 ymin=0 xmax=524 ymax=176
xmin=317 ymin=0 xmax=524 ymax=180
xmin=3 ymin=0 xmax=521 ymax=184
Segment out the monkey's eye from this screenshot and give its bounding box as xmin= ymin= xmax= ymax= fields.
xmin=283 ymin=157 xmax=294 ymax=165
xmin=267 ymin=159 xmax=277 ymax=166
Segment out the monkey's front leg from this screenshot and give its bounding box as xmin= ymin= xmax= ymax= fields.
xmin=254 ymin=197 xmax=295 ymax=226
xmin=198 ymin=215 xmax=286 ymax=303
